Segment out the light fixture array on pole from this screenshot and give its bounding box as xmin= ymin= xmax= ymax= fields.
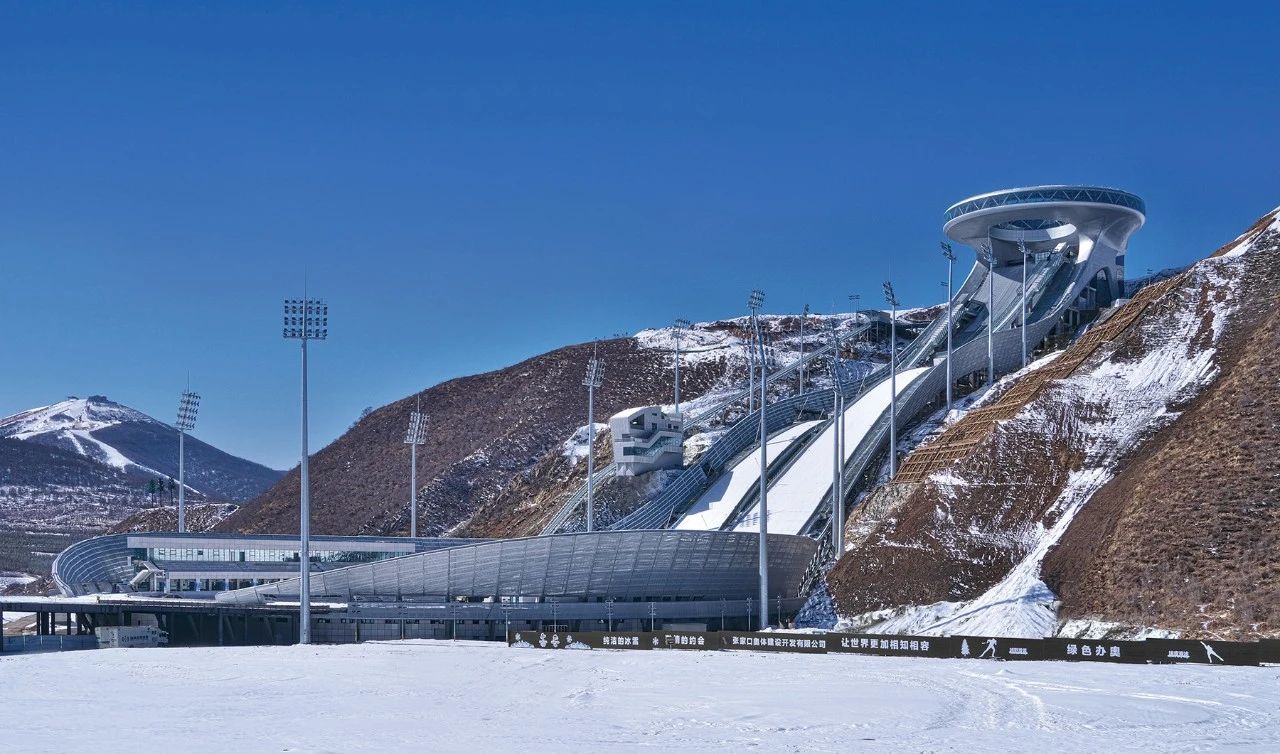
xmin=977 ymin=244 xmax=995 ymax=385
xmin=673 ymin=319 xmax=690 ymax=416
xmin=883 ymin=281 xmax=900 ymax=478
xmin=175 ymin=390 xmax=200 ymax=534
xmin=747 ymin=288 xmax=769 ymax=630
xmin=582 ymin=345 xmax=604 ymax=533
xmin=405 ymin=398 xmax=426 ymax=538
xmin=283 ymin=296 xmax=328 ymax=645
xmin=941 ymin=242 xmax=956 ymax=414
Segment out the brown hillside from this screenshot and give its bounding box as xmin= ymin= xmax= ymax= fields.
xmin=828 ymin=209 xmax=1279 ymax=639
xmin=1042 ymin=223 xmax=1280 ymax=639
xmin=218 ymin=338 xmax=724 ymax=537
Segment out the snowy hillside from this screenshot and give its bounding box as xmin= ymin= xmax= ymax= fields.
xmin=0 ymin=396 xmax=282 ymax=576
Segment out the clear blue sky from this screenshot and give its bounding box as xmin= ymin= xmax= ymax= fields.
xmin=2 ymin=2 xmax=1277 ymax=470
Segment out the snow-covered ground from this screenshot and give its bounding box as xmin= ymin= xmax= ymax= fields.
xmin=560 ymin=422 xmax=608 ymax=464
xmin=0 ymin=573 xmax=37 ymax=590
xmin=1 ymin=640 xmax=1276 ymax=751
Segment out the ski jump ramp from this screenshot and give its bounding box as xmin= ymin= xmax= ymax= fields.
xmin=621 ymin=186 xmax=1144 ymax=545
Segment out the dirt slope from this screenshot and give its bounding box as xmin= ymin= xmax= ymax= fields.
xmin=1042 ymin=224 xmax=1280 ymax=638
xmin=218 ymin=338 xmax=723 ymax=537
xmin=827 ymin=208 xmax=1279 ymax=639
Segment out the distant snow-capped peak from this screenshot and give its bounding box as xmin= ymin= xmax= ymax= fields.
xmin=0 ymin=395 xmax=158 ymax=440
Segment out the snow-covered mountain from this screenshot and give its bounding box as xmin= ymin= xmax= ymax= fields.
xmin=0 ymin=395 xmax=282 ymax=530
xmin=1 ymin=396 xmax=166 ymax=474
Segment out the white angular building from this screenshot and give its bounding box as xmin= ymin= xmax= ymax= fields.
xmin=609 ymin=406 xmax=684 ymax=476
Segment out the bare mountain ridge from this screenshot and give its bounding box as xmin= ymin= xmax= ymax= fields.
xmin=219 ymin=337 xmax=727 ymax=537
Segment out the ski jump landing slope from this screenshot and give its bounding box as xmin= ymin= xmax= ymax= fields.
xmin=673 ymin=420 xmax=822 ymax=531
xmin=729 ymin=366 xmax=931 ymax=536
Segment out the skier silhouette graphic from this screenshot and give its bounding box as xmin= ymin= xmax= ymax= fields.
xmin=1201 ymin=642 xmax=1224 ymax=664
xmin=979 ymin=638 xmax=998 ymax=659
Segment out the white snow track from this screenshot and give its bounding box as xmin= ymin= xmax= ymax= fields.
xmin=731 ymin=367 xmax=930 ymax=535
xmin=674 ymin=421 xmax=822 ymax=531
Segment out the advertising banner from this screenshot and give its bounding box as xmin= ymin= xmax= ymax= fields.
xmin=1044 ymin=638 xmax=1148 ymax=664
xmin=951 ymin=635 xmax=1045 ymax=661
xmin=828 ymin=633 xmax=955 ymax=659
xmin=720 ymin=632 xmax=829 ymax=653
xmin=1144 ymin=638 xmax=1259 ymax=666
xmin=507 ymin=630 xmax=649 ymax=650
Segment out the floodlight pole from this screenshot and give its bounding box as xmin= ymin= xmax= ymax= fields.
xmin=674 ymin=319 xmax=690 ymax=415
xmin=942 ymin=242 xmax=956 ymax=414
xmin=980 ymin=244 xmax=995 ymax=385
xmin=748 ymin=289 xmax=769 ymax=630
xmin=829 ymin=320 xmax=843 ymax=554
xmin=747 ymin=326 xmax=756 ymax=414
xmin=299 ymin=331 xmax=311 ymax=642
xmin=410 ymin=423 xmax=417 ymax=537
xmin=406 ymin=397 xmax=426 ymax=538
xmin=175 ymin=390 xmax=199 ymax=534
xmin=884 ymin=282 xmax=900 ymax=478
xmin=798 ymin=304 xmax=809 ymax=396
xmin=178 ymin=427 xmax=185 ymax=531
xmin=583 ymin=345 xmax=604 ymax=532
xmin=283 ymin=296 xmax=327 ymax=645
xmin=1019 ymin=232 xmax=1029 ymax=369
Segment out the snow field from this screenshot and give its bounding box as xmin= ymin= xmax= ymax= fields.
xmin=1 ymin=640 xmax=1276 ymax=752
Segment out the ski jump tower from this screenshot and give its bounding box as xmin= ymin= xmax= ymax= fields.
xmin=943 ymin=185 xmax=1146 ymax=335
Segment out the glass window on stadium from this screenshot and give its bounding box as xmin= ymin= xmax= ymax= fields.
xmin=146 ymin=547 xmax=400 ymax=564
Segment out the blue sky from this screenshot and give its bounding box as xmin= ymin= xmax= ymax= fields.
xmin=2 ymin=2 xmax=1277 ymax=469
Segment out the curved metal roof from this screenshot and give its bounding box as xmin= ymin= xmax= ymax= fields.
xmin=944 ymin=185 xmax=1145 ymax=224
xmin=217 ymin=529 xmax=820 ymax=605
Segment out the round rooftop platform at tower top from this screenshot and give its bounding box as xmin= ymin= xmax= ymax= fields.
xmin=944 ymin=185 xmax=1145 ymax=225
xmin=943 ymin=185 xmax=1145 ymax=250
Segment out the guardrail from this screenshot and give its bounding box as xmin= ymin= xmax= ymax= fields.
xmin=1 ymin=635 xmax=99 ymax=653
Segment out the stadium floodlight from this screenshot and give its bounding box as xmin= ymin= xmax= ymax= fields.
xmin=282 ymin=295 xmax=328 ymax=645
xmin=673 ymin=319 xmax=690 ymax=415
xmin=174 ymin=390 xmax=200 ymax=534
xmin=747 ymin=288 xmax=769 ymax=630
xmin=1018 ymin=231 xmax=1029 ymax=369
xmin=941 ymin=242 xmax=956 ymax=414
xmin=883 ymin=282 xmax=901 ymax=478
xmin=829 ymin=318 xmax=845 ymax=555
xmin=405 ymin=397 xmax=427 ymax=538
xmin=583 ymin=344 xmax=604 ymax=532
xmin=977 ymin=244 xmax=995 ymax=385
xmin=797 ymin=304 xmax=809 ymax=396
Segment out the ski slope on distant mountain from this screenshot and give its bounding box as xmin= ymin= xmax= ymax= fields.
xmin=0 ymin=397 xmax=164 ymax=475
